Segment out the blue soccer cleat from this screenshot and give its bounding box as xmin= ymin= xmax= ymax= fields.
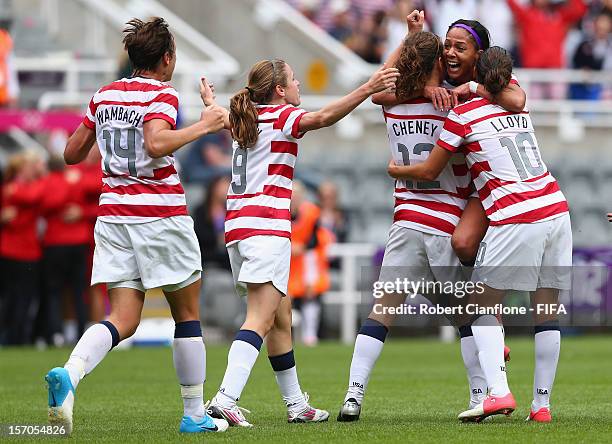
xmin=45 ymin=367 xmax=75 ymax=435
xmin=180 ymin=413 xmax=229 ymax=433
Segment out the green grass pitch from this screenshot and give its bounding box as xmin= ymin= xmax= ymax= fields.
xmin=1 ymin=336 xmax=611 ymax=443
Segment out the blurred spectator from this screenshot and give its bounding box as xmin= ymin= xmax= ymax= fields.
xmin=570 ymin=13 xmax=612 ymax=100
xmin=182 ymin=133 xmax=232 ymax=184
xmin=0 ymin=18 xmax=20 ymax=107
xmin=507 ymin=0 xmax=588 ymax=99
xmin=38 ymin=154 xmax=100 ymax=346
xmin=425 ymin=0 xmax=478 ymax=38
xmin=348 ymin=9 xmax=388 ymax=63
xmin=478 ymin=0 xmax=515 ymax=52
xmin=384 ymin=0 xmax=419 ymax=60
xmin=194 ymin=175 xmax=232 ymax=271
xmin=0 ymin=151 xmax=46 ymax=345
xmin=288 ymin=182 xmax=333 ymax=346
xmin=328 ymin=0 xmax=355 ymax=43
xmin=318 ymin=180 xmax=350 ymax=243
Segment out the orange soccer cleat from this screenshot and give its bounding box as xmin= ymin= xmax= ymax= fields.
xmin=526 ymin=407 xmax=552 ymax=423
xmin=458 ymin=392 xmax=516 ymax=422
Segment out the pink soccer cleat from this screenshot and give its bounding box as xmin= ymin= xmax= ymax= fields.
xmin=526 ymin=407 xmax=552 ymax=423
xmin=458 ymin=392 xmax=516 ymax=422
xmin=504 ymin=345 xmax=511 ymax=362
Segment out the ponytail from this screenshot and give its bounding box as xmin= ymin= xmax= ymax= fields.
xmin=229 ymin=88 xmax=259 ymax=148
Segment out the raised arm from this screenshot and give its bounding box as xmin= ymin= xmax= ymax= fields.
xmin=297 ymin=65 xmax=399 ymax=133
xmin=387 ymin=144 xmax=453 ymax=181
xmin=143 ymin=105 xmax=226 ymax=159
xmin=200 ymin=77 xmax=231 ymax=130
xmin=372 ymin=10 xmax=424 ymax=106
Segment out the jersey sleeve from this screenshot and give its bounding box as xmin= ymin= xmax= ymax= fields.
xmin=437 ymin=111 xmax=467 ymax=153
xmin=273 ymin=106 xmax=309 ymax=139
xmin=143 ymin=87 xmax=179 ymax=129
xmin=83 ymin=96 xmax=96 ymax=130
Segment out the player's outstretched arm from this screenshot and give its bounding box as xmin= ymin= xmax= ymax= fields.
xmin=64 ymin=124 xmax=97 ymax=165
xmin=372 ymin=10 xmax=424 ymax=107
xmin=387 ymin=144 xmax=452 ymax=181
xmin=143 ymin=105 xmax=226 ymax=158
xmin=298 ymin=65 xmax=399 ymax=133
xmin=454 ymin=81 xmax=526 ymax=112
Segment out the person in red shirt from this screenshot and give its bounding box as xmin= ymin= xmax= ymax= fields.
xmin=40 ymin=154 xmax=102 ymax=345
xmin=0 ymin=151 xmax=46 ymax=345
xmin=507 ymin=0 xmax=588 ymax=98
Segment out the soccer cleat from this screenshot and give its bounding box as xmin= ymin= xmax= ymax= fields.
xmin=337 ymin=397 xmax=361 ymax=422
xmin=46 ymin=367 xmax=75 ymax=435
xmin=526 ymin=407 xmax=552 ymax=423
xmin=504 ymin=345 xmax=511 ymax=362
xmin=206 ymin=396 xmax=253 ymax=427
xmin=458 ymin=392 xmax=516 ymax=423
xmin=179 ymin=413 xmax=229 ymax=433
xmin=287 ymin=393 xmax=329 ymax=423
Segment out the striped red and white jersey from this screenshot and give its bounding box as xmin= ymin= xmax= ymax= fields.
xmin=83 ymin=76 xmax=186 ymax=224
xmin=438 ymin=97 xmax=569 ymax=225
xmin=385 ymin=99 xmax=471 ymax=236
xmin=225 ymin=104 xmax=308 ymax=245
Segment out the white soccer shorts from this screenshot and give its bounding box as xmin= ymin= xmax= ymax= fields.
xmin=92 ymin=216 xmax=202 ymax=292
xmin=378 ymin=223 xmax=466 ymax=292
xmin=227 ymin=235 xmax=291 ymax=297
xmin=472 ymin=213 xmax=572 ymax=291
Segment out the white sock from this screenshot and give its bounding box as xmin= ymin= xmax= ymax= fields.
xmin=301 ymin=300 xmax=320 ymax=342
xmin=64 ymin=322 xmax=116 ymax=389
xmin=460 ymin=335 xmax=487 ymax=407
xmin=472 ymin=315 xmax=510 ymax=397
xmin=345 ymin=334 xmax=385 ymax=404
xmin=269 ymin=350 xmax=308 ymax=412
xmin=217 ymin=330 xmax=262 ymax=407
xmin=533 ymin=329 xmax=560 ymax=411
xmin=173 ymin=333 xmax=206 ymax=420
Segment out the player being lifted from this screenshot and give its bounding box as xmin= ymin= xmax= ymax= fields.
xmin=45 ymin=18 xmax=229 ymax=434
xmin=199 ymin=59 xmax=399 ymax=426
xmin=337 ymin=11 xmax=525 ymax=422
xmin=388 ymin=46 xmax=571 ymax=423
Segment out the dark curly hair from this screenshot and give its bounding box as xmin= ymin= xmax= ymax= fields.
xmin=395 ymin=32 xmax=443 ymax=100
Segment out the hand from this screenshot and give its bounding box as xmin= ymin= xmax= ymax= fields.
xmin=0 ymin=206 xmax=17 ymax=224
xmin=200 ymin=76 xmax=216 ymax=106
xmin=608 ymin=213 xmax=612 ymax=222
xmin=407 ymin=10 xmax=425 ymax=34
xmin=201 ymin=105 xmax=226 ymax=134
xmin=453 ymin=83 xmax=473 ymax=102
xmin=367 ymin=64 xmax=400 ymax=94
xmin=424 ymin=86 xmax=457 ymax=112
xmin=387 ymin=159 xmax=401 ymax=179
xmin=63 ymin=204 xmax=82 ymax=223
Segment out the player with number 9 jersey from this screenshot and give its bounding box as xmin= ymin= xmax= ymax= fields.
xmin=203 ymin=58 xmax=399 ymax=427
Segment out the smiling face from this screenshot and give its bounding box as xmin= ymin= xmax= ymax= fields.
xmin=444 ymin=27 xmax=482 ymax=84
xmin=280 ymin=64 xmax=301 ymax=106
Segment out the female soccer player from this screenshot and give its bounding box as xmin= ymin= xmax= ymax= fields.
xmin=388 ymin=46 xmax=571 ymax=423
xmin=201 ymin=59 xmax=399 ymax=427
xmin=337 ymin=11 xmax=516 ymax=423
xmin=45 ymin=17 xmax=229 ymax=434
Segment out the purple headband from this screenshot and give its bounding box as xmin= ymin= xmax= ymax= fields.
xmin=452 ymin=24 xmax=482 ymax=49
